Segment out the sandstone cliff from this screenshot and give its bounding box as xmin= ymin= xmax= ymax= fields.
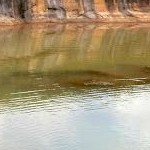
xmin=0 ymin=0 xmax=150 ymax=24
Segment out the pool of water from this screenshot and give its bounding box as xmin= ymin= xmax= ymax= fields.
xmin=0 ymin=24 xmax=150 ymax=150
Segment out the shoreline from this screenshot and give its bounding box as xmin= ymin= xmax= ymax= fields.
xmin=1 ymin=12 xmax=150 ymax=26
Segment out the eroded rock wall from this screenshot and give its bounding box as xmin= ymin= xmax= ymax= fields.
xmin=0 ymin=0 xmax=150 ymax=24
xmin=0 ymin=0 xmax=31 ymax=17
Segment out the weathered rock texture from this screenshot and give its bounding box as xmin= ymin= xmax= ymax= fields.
xmin=0 ymin=0 xmax=150 ymax=24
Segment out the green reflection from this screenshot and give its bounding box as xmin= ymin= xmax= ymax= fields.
xmin=0 ymin=24 xmax=150 ymax=96
xmin=1 ymin=24 xmax=150 ymax=150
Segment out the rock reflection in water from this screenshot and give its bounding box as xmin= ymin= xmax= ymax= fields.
xmin=0 ymin=24 xmax=150 ymax=150
xmin=0 ymin=24 xmax=150 ymax=90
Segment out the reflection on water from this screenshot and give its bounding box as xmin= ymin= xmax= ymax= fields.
xmin=0 ymin=24 xmax=150 ymax=150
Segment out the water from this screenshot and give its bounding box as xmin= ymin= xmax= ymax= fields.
xmin=0 ymin=24 xmax=150 ymax=150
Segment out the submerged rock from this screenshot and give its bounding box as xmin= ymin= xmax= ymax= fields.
xmin=84 ymin=80 xmax=113 ymax=87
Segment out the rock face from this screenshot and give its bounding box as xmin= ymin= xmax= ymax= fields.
xmin=0 ymin=0 xmax=30 ymax=24
xmin=0 ymin=0 xmax=30 ymax=17
xmin=0 ymin=0 xmax=150 ymax=24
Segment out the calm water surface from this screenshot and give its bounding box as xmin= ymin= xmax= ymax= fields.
xmin=0 ymin=24 xmax=150 ymax=150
